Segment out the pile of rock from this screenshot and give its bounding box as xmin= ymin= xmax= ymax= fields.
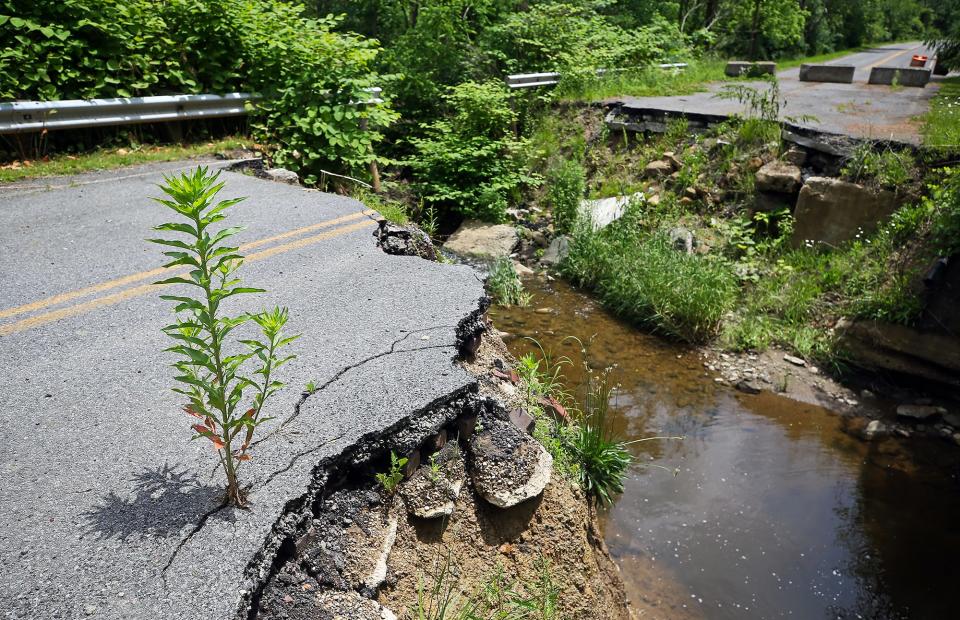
xmin=255 ymin=404 xmax=556 ymax=620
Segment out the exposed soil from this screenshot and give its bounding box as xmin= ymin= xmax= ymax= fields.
xmin=380 ymin=477 xmax=628 ymax=620
xmin=254 ymin=328 xmax=632 ymax=620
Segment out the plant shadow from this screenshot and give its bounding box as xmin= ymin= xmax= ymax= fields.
xmin=83 ymin=463 xmax=234 ymax=540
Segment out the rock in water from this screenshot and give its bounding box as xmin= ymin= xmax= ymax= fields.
xmin=755 ymin=161 xmax=802 ymax=194
xmin=541 ymin=236 xmax=570 ymax=267
xmin=896 ymin=404 xmax=947 ymax=420
xmin=444 ymin=220 xmax=519 ymax=259
xmin=863 ymin=420 xmax=887 ymax=440
xmin=468 ymin=417 xmax=552 ymax=508
xmin=399 ymin=442 xmax=466 ymax=519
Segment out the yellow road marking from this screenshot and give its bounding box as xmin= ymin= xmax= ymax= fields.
xmin=0 ymin=210 xmax=374 ymax=321
xmin=0 ymin=218 xmax=375 ymax=337
xmin=863 ymin=44 xmax=922 ymax=71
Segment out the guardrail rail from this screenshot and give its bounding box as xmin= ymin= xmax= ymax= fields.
xmin=0 ymin=88 xmax=384 ymax=135
xmin=506 ymin=63 xmax=688 ymax=89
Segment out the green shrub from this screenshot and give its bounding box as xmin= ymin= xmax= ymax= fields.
xmin=408 ymin=81 xmax=539 ymax=222
xmin=487 ymin=257 xmax=531 ymax=307
xmin=0 ymin=1 xmax=396 ymax=180
xmin=562 ymin=207 xmax=738 ymax=343
xmin=546 ymin=160 xmax=586 ymax=233
xmin=483 ymin=5 xmax=690 ymax=76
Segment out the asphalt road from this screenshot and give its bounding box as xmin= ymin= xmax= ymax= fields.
xmin=615 ymin=42 xmax=942 ymax=144
xmin=0 ymin=162 xmax=485 ymax=619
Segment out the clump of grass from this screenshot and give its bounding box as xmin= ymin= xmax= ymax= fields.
xmin=561 ymin=207 xmax=738 ymax=343
xmin=487 ymin=257 xmax=531 ymax=307
xmin=355 ymin=188 xmax=410 ymax=225
xmin=0 ymin=136 xmax=252 ymax=184
xmin=923 ymin=77 xmax=960 ymax=150
xmin=568 ymin=366 xmax=630 ymax=506
xmin=515 ymin=341 xmax=582 ymax=480
xmin=555 ymin=59 xmax=730 ymax=102
xmin=545 ymin=159 xmax=585 ymax=234
xmin=842 ymin=144 xmax=915 ymax=188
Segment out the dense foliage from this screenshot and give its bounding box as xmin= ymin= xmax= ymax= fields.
xmin=407 ymin=81 xmax=538 ymax=221
xmin=0 ymin=0 xmax=395 ymax=180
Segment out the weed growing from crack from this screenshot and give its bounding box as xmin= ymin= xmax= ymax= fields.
xmin=376 ymin=451 xmax=408 ymax=494
xmin=151 ymin=166 xmax=299 ymax=506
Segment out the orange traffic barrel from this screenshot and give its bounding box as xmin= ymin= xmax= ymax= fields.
xmin=911 ymin=55 xmax=928 ymax=67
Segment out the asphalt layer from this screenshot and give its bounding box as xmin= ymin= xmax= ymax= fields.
xmin=0 ymin=162 xmax=486 ymax=619
xmin=614 ymin=42 xmax=942 ymax=144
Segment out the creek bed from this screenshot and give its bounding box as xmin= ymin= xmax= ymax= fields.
xmin=492 ymin=276 xmax=960 ymax=620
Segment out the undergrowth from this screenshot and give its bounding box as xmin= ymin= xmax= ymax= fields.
xmin=487 ymin=258 xmax=531 ymax=307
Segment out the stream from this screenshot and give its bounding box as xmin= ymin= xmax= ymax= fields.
xmin=492 ymin=276 xmax=960 ymax=620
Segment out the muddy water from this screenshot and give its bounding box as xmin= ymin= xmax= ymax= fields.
xmin=492 ymin=277 xmax=960 ymax=620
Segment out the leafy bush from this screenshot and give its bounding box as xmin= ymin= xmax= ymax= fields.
xmin=0 ymin=1 xmax=396 ymax=180
xmin=483 ymin=5 xmax=689 ymax=75
xmin=239 ymin=9 xmax=398 ymax=181
xmin=151 ymin=167 xmax=299 ymax=506
xmin=546 ymin=160 xmax=586 ymax=234
xmin=562 ymin=206 xmax=739 ymax=343
xmin=487 ymin=258 xmax=531 ymax=307
xmin=408 ymin=81 xmax=538 ymax=222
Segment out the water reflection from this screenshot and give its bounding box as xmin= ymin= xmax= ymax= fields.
xmin=493 ymin=277 xmax=960 ymax=620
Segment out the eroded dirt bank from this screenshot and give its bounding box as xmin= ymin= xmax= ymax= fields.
xmin=249 ymin=324 xmax=630 ymax=620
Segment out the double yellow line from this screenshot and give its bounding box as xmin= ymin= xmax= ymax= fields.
xmin=0 ymin=210 xmax=377 ymax=337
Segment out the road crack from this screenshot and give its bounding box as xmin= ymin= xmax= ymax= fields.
xmin=253 ymin=326 xmax=457 ymax=447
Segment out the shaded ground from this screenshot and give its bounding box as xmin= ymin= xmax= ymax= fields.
xmin=0 ymin=162 xmax=485 ymax=619
xmin=611 ymin=42 xmax=940 ymax=144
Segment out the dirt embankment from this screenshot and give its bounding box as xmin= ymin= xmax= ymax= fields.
xmin=252 ymin=329 xmax=630 ymax=620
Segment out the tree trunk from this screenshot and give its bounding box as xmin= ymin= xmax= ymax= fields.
xmin=749 ymin=0 xmax=762 ymax=61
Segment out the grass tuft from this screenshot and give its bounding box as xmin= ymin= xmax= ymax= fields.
xmin=487 ymin=258 xmax=532 ymax=307
xmin=922 ymin=77 xmax=960 ymax=150
xmin=561 ymin=206 xmax=738 ymax=343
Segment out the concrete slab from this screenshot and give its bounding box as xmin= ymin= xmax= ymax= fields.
xmin=799 ymin=64 xmax=855 ymax=83
xmin=868 ymin=66 xmax=931 ymax=87
xmin=0 ymin=162 xmax=486 ymax=619
xmin=725 ymin=61 xmax=776 ymax=77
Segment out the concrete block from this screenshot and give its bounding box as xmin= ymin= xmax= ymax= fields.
xmin=724 ymin=61 xmax=776 ymax=77
xmin=868 ymin=66 xmax=931 ymax=87
xmin=799 ymin=64 xmax=855 ymax=83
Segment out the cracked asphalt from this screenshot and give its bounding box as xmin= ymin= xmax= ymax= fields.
xmin=614 ymin=42 xmax=942 ymax=144
xmin=0 ymin=161 xmax=485 ymax=619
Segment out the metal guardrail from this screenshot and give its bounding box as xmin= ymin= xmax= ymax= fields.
xmin=506 ymin=63 xmax=688 ymax=89
xmin=0 ymin=88 xmax=384 ymax=135
xmin=0 ymin=93 xmax=255 ymax=135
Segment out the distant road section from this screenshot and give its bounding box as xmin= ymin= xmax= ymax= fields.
xmin=612 ymin=42 xmax=941 ymax=145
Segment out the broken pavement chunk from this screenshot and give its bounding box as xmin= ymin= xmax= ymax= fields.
xmin=468 ymin=417 xmax=552 ymax=508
